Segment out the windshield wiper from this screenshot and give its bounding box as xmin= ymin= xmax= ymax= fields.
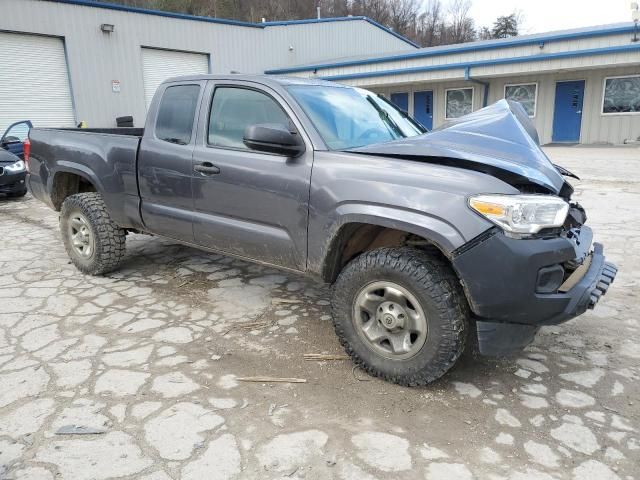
xmin=365 ymin=96 xmax=404 ymax=138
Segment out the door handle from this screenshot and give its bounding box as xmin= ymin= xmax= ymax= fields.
xmin=194 ymin=162 xmax=220 ymax=175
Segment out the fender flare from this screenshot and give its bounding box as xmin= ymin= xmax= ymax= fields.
xmin=317 ymin=203 xmax=467 ymax=281
xmin=47 ymin=162 xmax=104 ymax=210
xmin=49 ymin=162 xmax=104 ymax=190
xmin=332 ymin=203 xmax=466 ymax=251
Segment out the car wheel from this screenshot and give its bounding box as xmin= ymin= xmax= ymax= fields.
xmin=60 ymin=192 xmax=126 ymax=275
xmin=331 ymin=247 xmax=468 ymax=386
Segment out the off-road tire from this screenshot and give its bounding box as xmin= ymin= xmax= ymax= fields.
xmin=60 ymin=192 xmax=126 ymax=275
xmin=332 ymin=247 xmax=468 ymax=386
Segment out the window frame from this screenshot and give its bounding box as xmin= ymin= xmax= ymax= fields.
xmin=600 ymin=74 xmax=640 ymax=116
xmin=153 ymin=82 xmax=203 ymax=146
xmin=205 ymin=84 xmax=299 ymax=156
xmin=444 ymin=87 xmax=474 ymax=120
xmin=503 ymin=82 xmax=538 ymax=118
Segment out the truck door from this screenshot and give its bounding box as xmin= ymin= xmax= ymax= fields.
xmin=191 ymin=81 xmax=313 ymax=271
xmin=138 ymin=81 xmax=205 ymax=242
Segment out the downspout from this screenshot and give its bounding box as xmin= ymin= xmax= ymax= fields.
xmin=464 ymin=66 xmax=489 ymax=107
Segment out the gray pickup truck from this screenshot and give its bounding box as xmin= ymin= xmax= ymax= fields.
xmin=27 ymin=75 xmax=616 ymax=386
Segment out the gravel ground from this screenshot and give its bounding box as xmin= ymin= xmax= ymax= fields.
xmin=0 ymin=146 xmax=638 ymax=480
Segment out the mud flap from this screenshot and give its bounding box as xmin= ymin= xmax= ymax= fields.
xmin=475 ymin=321 xmax=540 ymax=357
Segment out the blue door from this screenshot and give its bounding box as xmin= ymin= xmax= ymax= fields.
xmin=390 ymin=92 xmax=409 ymax=113
xmin=413 ymin=91 xmax=434 ymax=130
xmin=552 ymin=80 xmax=585 ymax=143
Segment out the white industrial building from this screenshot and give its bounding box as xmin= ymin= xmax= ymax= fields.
xmin=0 ymin=0 xmax=415 ymax=131
xmin=1 ymin=0 xmax=639 ymax=144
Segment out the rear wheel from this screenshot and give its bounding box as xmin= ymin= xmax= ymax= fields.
xmin=60 ymin=192 xmax=126 ymax=275
xmin=331 ymin=247 xmax=468 ymax=386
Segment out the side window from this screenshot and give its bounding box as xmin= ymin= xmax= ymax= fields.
xmin=209 ymin=87 xmax=290 ymax=149
xmin=155 ymin=85 xmax=200 ymax=145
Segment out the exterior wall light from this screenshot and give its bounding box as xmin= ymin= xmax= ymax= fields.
xmin=100 ymin=24 xmax=115 ymax=34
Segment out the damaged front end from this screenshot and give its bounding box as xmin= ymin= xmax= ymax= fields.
xmin=350 ymin=99 xmax=568 ymax=196
xmin=352 ymin=100 xmax=617 ymax=356
xmin=553 ymin=204 xmax=617 ymax=311
xmin=451 ymin=192 xmax=617 ymax=356
xmin=450 ymin=216 xmax=617 ymax=356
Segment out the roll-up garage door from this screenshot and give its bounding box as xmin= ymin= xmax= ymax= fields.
xmin=141 ymin=48 xmax=209 ymax=109
xmin=0 ymin=32 xmax=76 ymax=134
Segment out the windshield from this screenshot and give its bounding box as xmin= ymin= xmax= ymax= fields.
xmin=287 ymin=85 xmax=426 ymax=150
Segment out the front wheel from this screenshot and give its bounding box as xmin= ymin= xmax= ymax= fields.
xmin=60 ymin=192 xmax=126 ymax=275
xmin=331 ymin=247 xmax=468 ymax=386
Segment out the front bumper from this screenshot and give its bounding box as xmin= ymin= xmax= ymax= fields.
xmin=452 ymin=227 xmax=617 ymax=356
xmin=0 ymin=170 xmax=27 ymax=194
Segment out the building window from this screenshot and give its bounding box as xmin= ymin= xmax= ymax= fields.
xmin=445 ymin=88 xmax=473 ymax=119
xmin=602 ymin=75 xmax=640 ymax=114
xmin=504 ymin=83 xmax=537 ymax=117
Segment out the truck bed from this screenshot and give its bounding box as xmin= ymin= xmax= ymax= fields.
xmin=28 ymin=127 xmax=144 ymax=229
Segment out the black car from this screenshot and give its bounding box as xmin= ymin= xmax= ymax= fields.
xmin=0 ymin=148 xmax=27 ymax=197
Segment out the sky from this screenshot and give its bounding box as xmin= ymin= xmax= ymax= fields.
xmin=468 ymin=0 xmax=634 ymax=34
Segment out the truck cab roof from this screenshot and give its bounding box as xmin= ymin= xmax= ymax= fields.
xmin=162 ymin=74 xmax=347 ymax=89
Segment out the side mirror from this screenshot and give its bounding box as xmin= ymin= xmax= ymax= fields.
xmin=243 ymin=123 xmax=305 ymax=157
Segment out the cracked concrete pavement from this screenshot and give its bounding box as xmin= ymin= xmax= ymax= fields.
xmin=0 ymin=147 xmax=638 ymax=479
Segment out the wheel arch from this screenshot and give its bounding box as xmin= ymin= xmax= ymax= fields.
xmin=319 ymin=208 xmax=466 ymax=284
xmin=49 ymin=165 xmax=101 ymax=211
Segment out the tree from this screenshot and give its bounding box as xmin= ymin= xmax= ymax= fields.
xmin=491 ymin=13 xmax=519 ymax=38
xmin=477 ymin=26 xmax=492 ymax=40
xmin=387 ymin=0 xmax=420 ymax=36
xmin=318 ymin=0 xmax=350 ymax=18
xmin=446 ymin=0 xmax=476 ymax=44
xmin=415 ymin=0 xmax=444 ymax=46
xmin=103 ymin=0 xmax=510 ymax=47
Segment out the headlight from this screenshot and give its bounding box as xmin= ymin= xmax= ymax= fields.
xmin=469 ymin=194 xmax=569 ymax=234
xmin=4 ymin=160 xmax=26 ymax=173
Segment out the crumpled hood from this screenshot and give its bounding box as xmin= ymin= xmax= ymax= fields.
xmin=350 ymin=99 xmax=565 ymax=194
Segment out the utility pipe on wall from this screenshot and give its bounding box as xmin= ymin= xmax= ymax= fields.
xmin=464 ymin=66 xmax=489 ymax=107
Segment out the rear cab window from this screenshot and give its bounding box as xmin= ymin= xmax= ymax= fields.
xmin=155 ymin=84 xmax=200 ymax=145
